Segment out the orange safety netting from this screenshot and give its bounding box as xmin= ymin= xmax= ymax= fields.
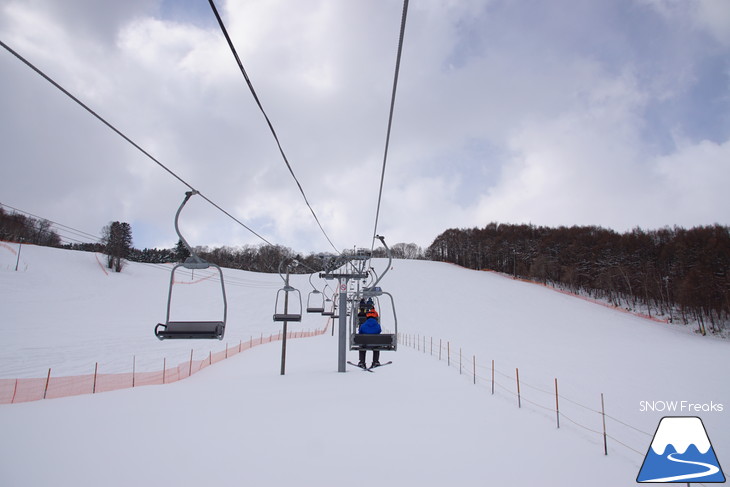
xmin=0 ymin=323 xmax=329 ymax=404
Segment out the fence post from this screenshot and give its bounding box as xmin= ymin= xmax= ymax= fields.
xmin=430 ymin=337 xmax=433 ymax=356
xmin=473 ymin=355 xmax=476 ymax=385
xmin=516 ymin=368 xmax=521 ymax=408
xmin=225 ymin=342 xmax=229 ymax=359
xmin=209 ymin=350 xmax=212 ymax=365
xmin=459 ymin=348 xmax=462 ymax=375
xmin=601 ymin=393 xmax=608 ymax=455
xmin=439 ymin=339 xmax=442 ymax=361
xmin=43 ymin=368 xmax=51 ymax=399
xmin=555 ymin=378 xmax=560 ymax=428
xmin=447 ymin=341 xmax=450 ymax=366
xmin=239 ymin=339 xmax=242 ymax=353
xmin=163 ymin=358 xmax=166 ymax=384
xmin=189 ymin=349 xmax=193 ymax=377
xmin=491 ymin=360 xmax=495 ymax=395
xmin=132 ymin=355 xmax=136 ymax=388
xmin=11 ymin=379 xmax=18 ymax=404
xmin=93 ymin=363 xmax=98 ymax=394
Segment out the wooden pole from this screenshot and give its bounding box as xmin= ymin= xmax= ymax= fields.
xmin=132 ymin=355 xmax=136 ymax=388
xmin=189 ymin=349 xmax=193 ymax=377
xmin=601 ymin=393 xmax=608 ymax=455
xmin=93 ymin=363 xmax=98 ymax=394
xmin=43 ymin=368 xmax=51 ymax=399
xmin=555 ymin=378 xmax=560 ymax=428
xmin=15 ymin=240 xmax=22 ymax=271
xmin=239 ymin=339 xmax=242 ymax=353
xmin=225 ymin=342 xmax=229 ymax=359
xmin=516 ymin=368 xmax=521 ymax=408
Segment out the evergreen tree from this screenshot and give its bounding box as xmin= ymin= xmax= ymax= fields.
xmin=101 ymin=221 xmax=133 ymax=272
xmin=175 ymin=239 xmax=191 ymax=263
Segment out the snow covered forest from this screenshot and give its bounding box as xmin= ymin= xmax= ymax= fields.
xmin=427 ymin=223 xmax=730 ymax=335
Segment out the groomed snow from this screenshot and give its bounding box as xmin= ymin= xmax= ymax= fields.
xmin=1 ymin=243 xmax=728 ymax=486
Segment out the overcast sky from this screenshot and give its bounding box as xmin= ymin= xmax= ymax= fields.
xmin=1 ymin=0 xmax=729 ymax=254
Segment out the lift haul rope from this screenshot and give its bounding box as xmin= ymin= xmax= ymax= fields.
xmin=208 ymin=0 xmax=340 ymax=255
xmin=2 ymin=0 xmax=410 ymax=257
xmin=372 ymin=0 xmax=409 ymax=251
xmin=0 ymin=38 xmax=274 ymax=248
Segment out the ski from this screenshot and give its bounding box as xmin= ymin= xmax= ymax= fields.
xmin=369 ymin=361 xmax=392 ymax=370
xmin=347 ymin=361 xmax=373 ymax=372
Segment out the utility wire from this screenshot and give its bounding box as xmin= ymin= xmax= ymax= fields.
xmin=371 ymin=0 xmax=409 ymax=249
xmin=208 ymin=0 xmax=340 ymax=255
xmin=0 ymin=38 xmax=274 ymax=248
xmin=0 ymin=202 xmax=100 ymax=242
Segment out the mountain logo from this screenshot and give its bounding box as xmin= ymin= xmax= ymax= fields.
xmin=637 ymin=416 xmax=725 ymax=483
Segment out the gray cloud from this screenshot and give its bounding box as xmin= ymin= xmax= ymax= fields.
xmin=1 ymin=0 xmax=728 ymax=254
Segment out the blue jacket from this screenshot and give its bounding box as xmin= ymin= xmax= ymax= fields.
xmin=358 ymin=317 xmax=382 ymax=334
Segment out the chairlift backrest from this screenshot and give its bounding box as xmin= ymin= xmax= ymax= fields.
xmin=273 ymin=261 xmax=303 ymax=322
xmin=306 ymin=273 xmax=325 ymax=313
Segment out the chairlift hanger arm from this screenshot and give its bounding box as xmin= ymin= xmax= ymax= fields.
xmin=277 ymin=257 xmax=299 ymax=284
xmin=174 ymin=190 xmax=198 ymax=255
xmin=368 ymin=235 xmax=392 ymax=290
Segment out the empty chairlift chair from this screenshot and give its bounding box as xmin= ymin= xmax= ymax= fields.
xmin=273 ymin=259 xmax=302 ymax=322
xmin=321 ymin=285 xmax=335 ymax=316
xmin=306 ymin=274 xmax=325 ymax=313
xmin=154 ymin=191 xmax=227 ymax=340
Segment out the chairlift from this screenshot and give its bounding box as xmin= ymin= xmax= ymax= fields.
xmin=155 ymin=191 xmax=227 ymax=340
xmin=321 ymin=284 xmax=335 ymax=316
xmin=306 ymin=273 xmax=325 ymax=313
xmin=273 ymin=259 xmax=302 ymax=322
xmin=349 ymin=236 xmax=398 ymax=352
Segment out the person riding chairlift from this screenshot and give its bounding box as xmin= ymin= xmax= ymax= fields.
xmin=358 ymin=308 xmax=381 ymax=368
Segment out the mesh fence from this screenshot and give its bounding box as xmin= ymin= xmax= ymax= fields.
xmin=1 ymin=323 xmax=329 ymax=404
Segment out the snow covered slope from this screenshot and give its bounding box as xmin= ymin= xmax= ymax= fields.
xmin=0 ymin=243 xmax=727 ymax=486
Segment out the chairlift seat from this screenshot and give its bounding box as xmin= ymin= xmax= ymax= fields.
xmin=155 ymin=321 xmax=225 ymax=340
xmin=351 ymin=333 xmax=396 ymax=351
xmin=307 ymin=307 xmax=325 ymax=313
xmin=273 ymin=313 xmax=302 ymax=322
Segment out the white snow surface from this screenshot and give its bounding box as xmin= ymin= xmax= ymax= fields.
xmin=1 ymin=243 xmax=728 ymax=486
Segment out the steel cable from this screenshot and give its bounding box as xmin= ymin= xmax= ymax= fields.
xmin=208 ymin=0 xmax=340 ymax=254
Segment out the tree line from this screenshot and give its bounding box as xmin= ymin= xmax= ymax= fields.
xmin=0 ymin=207 xmax=62 ymax=247
xmin=426 ymin=223 xmax=730 ymax=335
xmin=5 ymin=205 xmax=726 ymax=335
